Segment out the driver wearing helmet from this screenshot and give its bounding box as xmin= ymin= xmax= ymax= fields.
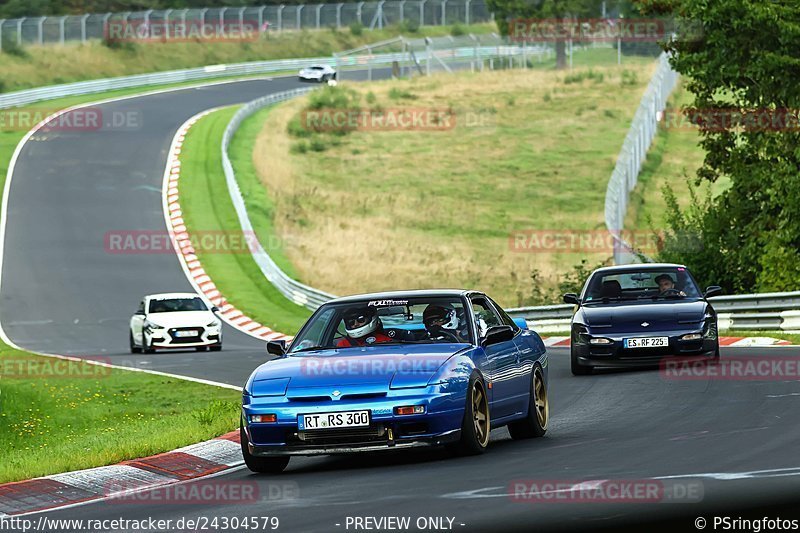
xmin=423 ymin=304 xmax=468 ymax=342
xmin=336 ymin=306 xmax=393 ymax=348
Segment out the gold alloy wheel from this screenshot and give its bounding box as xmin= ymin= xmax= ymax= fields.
xmin=472 ymin=380 xmax=490 ymax=447
xmin=533 ymin=366 xmax=549 ymax=430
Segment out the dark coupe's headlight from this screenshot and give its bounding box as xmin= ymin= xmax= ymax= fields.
xmin=589 ymin=338 xmax=613 ymax=345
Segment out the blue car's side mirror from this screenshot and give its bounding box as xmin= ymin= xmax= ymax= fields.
xmin=513 ymin=317 xmax=528 ymax=330
xmin=266 ymin=340 xmax=287 ymax=357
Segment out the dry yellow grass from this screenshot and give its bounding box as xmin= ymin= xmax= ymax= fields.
xmin=253 ymin=59 xmax=658 ymax=306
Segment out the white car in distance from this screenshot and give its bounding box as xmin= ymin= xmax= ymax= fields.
xmin=130 ymin=293 xmax=222 ymax=353
xmin=298 ymin=64 xmax=336 ymax=83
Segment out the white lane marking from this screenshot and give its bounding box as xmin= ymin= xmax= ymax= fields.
xmin=444 ymin=480 xmax=609 ymax=500
xmin=0 ymin=76 xmax=287 ymax=388
xmin=655 ymin=466 xmax=800 ymax=481
xmin=766 ymin=392 xmax=800 ymax=398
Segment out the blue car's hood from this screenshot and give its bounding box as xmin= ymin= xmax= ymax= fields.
xmin=579 ymin=299 xmax=708 ymax=330
xmin=248 ymin=343 xmax=469 ymax=395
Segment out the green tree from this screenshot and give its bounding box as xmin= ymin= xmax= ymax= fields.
xmin=645 ymin=0 xmax=800 ymax=293
xmin=486 ymin=0 xmax=606 ymax=68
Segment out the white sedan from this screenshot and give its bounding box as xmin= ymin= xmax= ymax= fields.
xmin=129 ymin=293 xmax=222 ymax=353
xmin=298 ymin=64 xmax=336 ymax=83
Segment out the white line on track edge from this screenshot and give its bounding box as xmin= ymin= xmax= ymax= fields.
xmin=0 ymin=76 xmax=282 ymax=390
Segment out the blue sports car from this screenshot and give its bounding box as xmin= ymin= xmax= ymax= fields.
xmin=564 ymin=263 xmax=722 ymax=375
xmin=240 ymin=289 xmax=549 ymax=473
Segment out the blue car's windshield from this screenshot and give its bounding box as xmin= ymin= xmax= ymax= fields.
xmin=582 ymin=267 xmax=702 ymax=305
xmin=289 ymin=296 xmax=472 ymax=353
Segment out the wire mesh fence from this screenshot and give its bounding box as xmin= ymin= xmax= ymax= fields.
xmin=0 ymin=1 xmax=492 ymax=49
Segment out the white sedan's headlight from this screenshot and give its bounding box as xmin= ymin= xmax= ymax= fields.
xmin=207 ymin=320 xmax=221 ymax=328
xmin=144 ymin=319 xmax=165 ymax=330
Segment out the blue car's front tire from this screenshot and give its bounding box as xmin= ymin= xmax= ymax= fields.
xmin=240 ymin=423 xmax=290 ymax=474
xmin=446 ymin=372 xmax=490 ymax=456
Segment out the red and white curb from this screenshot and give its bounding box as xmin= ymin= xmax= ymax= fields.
xmin=541 ymin=336 xmax=792 ymax=348
xmin=0 ymin=431 xmax=242 ymax=516
xmin=161 ymin=110 xmax=292 ymax=343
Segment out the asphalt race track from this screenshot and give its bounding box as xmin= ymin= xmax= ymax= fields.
xmin=38 ymin=345 xmax=800 ymax=530
xmin=3 ymin=72 xmax=800 ymax=530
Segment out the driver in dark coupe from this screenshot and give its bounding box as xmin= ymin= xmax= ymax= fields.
xmin=423 ymin=304 xmax=469 ymax=342
xmin=655 ymin=273 xmax=686 ymax=296
xmin=336 ymin=306 xmax=393 ymax=347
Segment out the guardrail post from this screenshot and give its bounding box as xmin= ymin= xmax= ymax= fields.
xmin=419 ymin=0 xmax=426 ymax=27
xmin=297 ymin=5 xmax=304 ymax=29
xmin=336 ymin=3 xmax=343 ymax=27
xmin=399 ymin=0 xmax=406 ymax=23
xmin=441 ymin=0 xmax=447 ymax=25
xmin=37 ymin=17 xmax=45 ymax=45
xmin=219 ymin=7 xmax=227 ymax=26
xmin=315 ymin=4 xmax=323 ymax=29
xmin=164 ymin=9 xmax=173 ymax=39
xmin=238 ymin=6 xmax=245 ymax=28
xmin=200 ymin=8 xmax=208 ymax=27
xmin=257 ymin=6 xmax=266 ymax=30
xmin=425 ymin=36 xmax=431 ymax=75
xmin=180 ymin=8 xmax=188 ymax=27
xmin=465 ymin=0 xmax=471 ymax=25
xmin=59 ymin=16 xmax=68 ymax=44
xmin=277 ymin=5 xmax=284 ymax=31
xmin=357 ymin=2 xmax=364 ymax=25
xmin=144 ymin=9 xmax=153 ymax=27
xmin=79 ymin=14 xmax=88 ymax=43
xmin=16 ymin=19 xmax=22 ymax=46
xmin=0 ymin=20 xmax=4 ymax=51
xmin=367 ymin=45 xmax=373 ymax=80
xmin=101 ymin=13 xmax=111 ymax=40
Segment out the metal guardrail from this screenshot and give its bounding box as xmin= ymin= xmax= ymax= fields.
xmin=605 ymin=52 xmax=679 ymax=264
xmin=0 ymin=44 xmax=518 ymax=110
xmin=507 ymin=292 xmax=800 ymax=332
xmin=222 ymin=87 xmax=336 ymax=310
xmin=0 ymin=1 xmax=491 ymax=49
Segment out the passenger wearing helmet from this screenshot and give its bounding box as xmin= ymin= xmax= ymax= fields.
xmin=423 ymin=304 xmax=468 ymax=342
xmin=336 ymin=306 xmax=393 ymax=347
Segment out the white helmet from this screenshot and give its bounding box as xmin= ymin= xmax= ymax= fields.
xmin=423 ymin=304 xmax=459 ymax=331
xmin=343 ymin=307 xmax=379 ymax=339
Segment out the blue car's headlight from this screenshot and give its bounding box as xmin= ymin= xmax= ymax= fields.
xmin=249 ymin=377 xmax=290 ymax=397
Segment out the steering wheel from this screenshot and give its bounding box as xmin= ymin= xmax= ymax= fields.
xmin=660 ymin=288 xmax=683 ymax=297
xmin=434 ymin=329 xmax=462 ymax=343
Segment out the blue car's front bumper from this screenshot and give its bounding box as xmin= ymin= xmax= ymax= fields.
xmin=242 ymin=385 xmax=465 ymax=456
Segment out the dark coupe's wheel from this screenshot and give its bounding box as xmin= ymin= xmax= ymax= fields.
xmin=508 ymin=364 xmax=548 ymax=439
xmin=129 ymin=331 xmax=142 ymax=354
xmin=447 ymin=372 xmax=490 ymax=456
xmin=240 ymin=423 xmax=290 ymax=474
xmin=570 ymin=345 xmax=591 ymax=375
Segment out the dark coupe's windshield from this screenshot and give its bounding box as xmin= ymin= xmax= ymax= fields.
xmin=582 ymin=267 xmax=701 ymax=304
xmin=289 ymin=296 xmax=473 ymax=353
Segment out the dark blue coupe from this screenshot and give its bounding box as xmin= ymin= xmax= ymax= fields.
xmin=240 ymin=290 xmax=549 ymax=473
xmin=564 ymin=263 xmax=722 ymax=375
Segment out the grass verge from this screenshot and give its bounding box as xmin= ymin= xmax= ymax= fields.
xmin=0 ymin=345 xmax=240 ymax=483
xmin=178 ymin=107 xmax=311 ymax=334
xmin=251 ymin=52 xmax=658 ymax=307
